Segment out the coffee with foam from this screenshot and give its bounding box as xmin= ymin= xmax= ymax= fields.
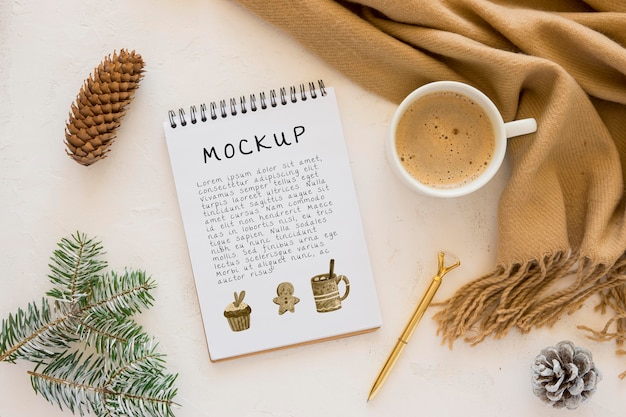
xmin=395 ymin=91 xmax=496 ymax=189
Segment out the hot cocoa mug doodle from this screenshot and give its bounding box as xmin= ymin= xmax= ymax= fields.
xmin=310 ymin=272 xmax=350 ymax=313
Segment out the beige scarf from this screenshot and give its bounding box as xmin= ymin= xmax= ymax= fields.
xmin=235 ymin=0 xmax=626 ymax=369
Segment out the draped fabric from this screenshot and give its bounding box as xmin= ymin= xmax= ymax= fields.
xmin=234 ymin=0 xmax=626 ymax=371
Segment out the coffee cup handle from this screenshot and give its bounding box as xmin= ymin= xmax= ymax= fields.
xmin=337 ymin=275 xmax=350 ymax=301
xmin=504 ymin=118 xmax=537 ymax=139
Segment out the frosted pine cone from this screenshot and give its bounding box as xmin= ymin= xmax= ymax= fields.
xmin=64 ymin=49 xmax=145 ymax=166
xmin=531 ymin=340 xmax=601 ymax=410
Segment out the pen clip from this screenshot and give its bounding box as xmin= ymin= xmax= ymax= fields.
xmin=435 ymin=251 xmax=460 ymax=281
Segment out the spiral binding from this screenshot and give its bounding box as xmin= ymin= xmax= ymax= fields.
xmin=168 ymin=80 xmax=327 ymax=129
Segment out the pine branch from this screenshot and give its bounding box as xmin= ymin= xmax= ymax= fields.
xmin=47 ymin=232 xmax=107 ymax=304
xmin=29 ymin=343 xmax=178 ymax=417
xmin=0 ymin=298 xmax=75 ymax=364
xmin=73 ymin=269 xmax=155 ymax=354
xmin=105 ymin=340 xmax=178 ymax=417
xmin=76 ymin=313 xmax=148 ymax=354
xmin=29 ymin=350 xmax=109 ymax=417
xmin=87 ymin=269 xmax=156 ymax=318
xmin=105 ymin=372 xmax=178 ymax=417
xmin=1 ymin=232 xmax=179 ymax=416
xmin=108 ymin=337 xmax=167 ymax=383
xmin=2 ymin=270 xmax=156 ymax=364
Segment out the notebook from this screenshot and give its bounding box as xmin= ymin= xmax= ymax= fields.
xmin=163 ymin=80 xmax=381 ymax=361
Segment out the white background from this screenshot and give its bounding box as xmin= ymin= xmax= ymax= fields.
xmin=0 ymin=1 xmax=624 ymax=416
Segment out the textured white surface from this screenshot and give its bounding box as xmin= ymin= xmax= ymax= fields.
xmin=0 ymin=1 xmax=624 ymax=416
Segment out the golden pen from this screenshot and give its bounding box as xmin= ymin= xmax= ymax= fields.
xmin=367 ymin=251 xmax=460 ymax=401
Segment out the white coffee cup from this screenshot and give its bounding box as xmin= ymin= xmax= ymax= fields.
xmin=387 ymin=81 xmax=537 ymax=198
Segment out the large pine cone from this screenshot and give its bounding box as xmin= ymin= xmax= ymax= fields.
xmin=531 ymin=340 xmax=601 ymax=409
xmin=64 ymin=49 xmax=145 ymax=166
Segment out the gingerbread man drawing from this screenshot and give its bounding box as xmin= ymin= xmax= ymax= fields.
xmin=273 ymin=282 xmax=300 ymax=315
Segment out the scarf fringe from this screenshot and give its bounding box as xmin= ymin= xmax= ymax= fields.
xmin=434 ymin=251 xmax=626 ymax=365
xmin=434 ymin=250 xmax=574 ymax=346
xmin=578 ymin=254 xmax=626 ymax=378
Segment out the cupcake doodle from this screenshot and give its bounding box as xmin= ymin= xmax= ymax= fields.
xmin=224 ymin=291 xmax=252 ymax=332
